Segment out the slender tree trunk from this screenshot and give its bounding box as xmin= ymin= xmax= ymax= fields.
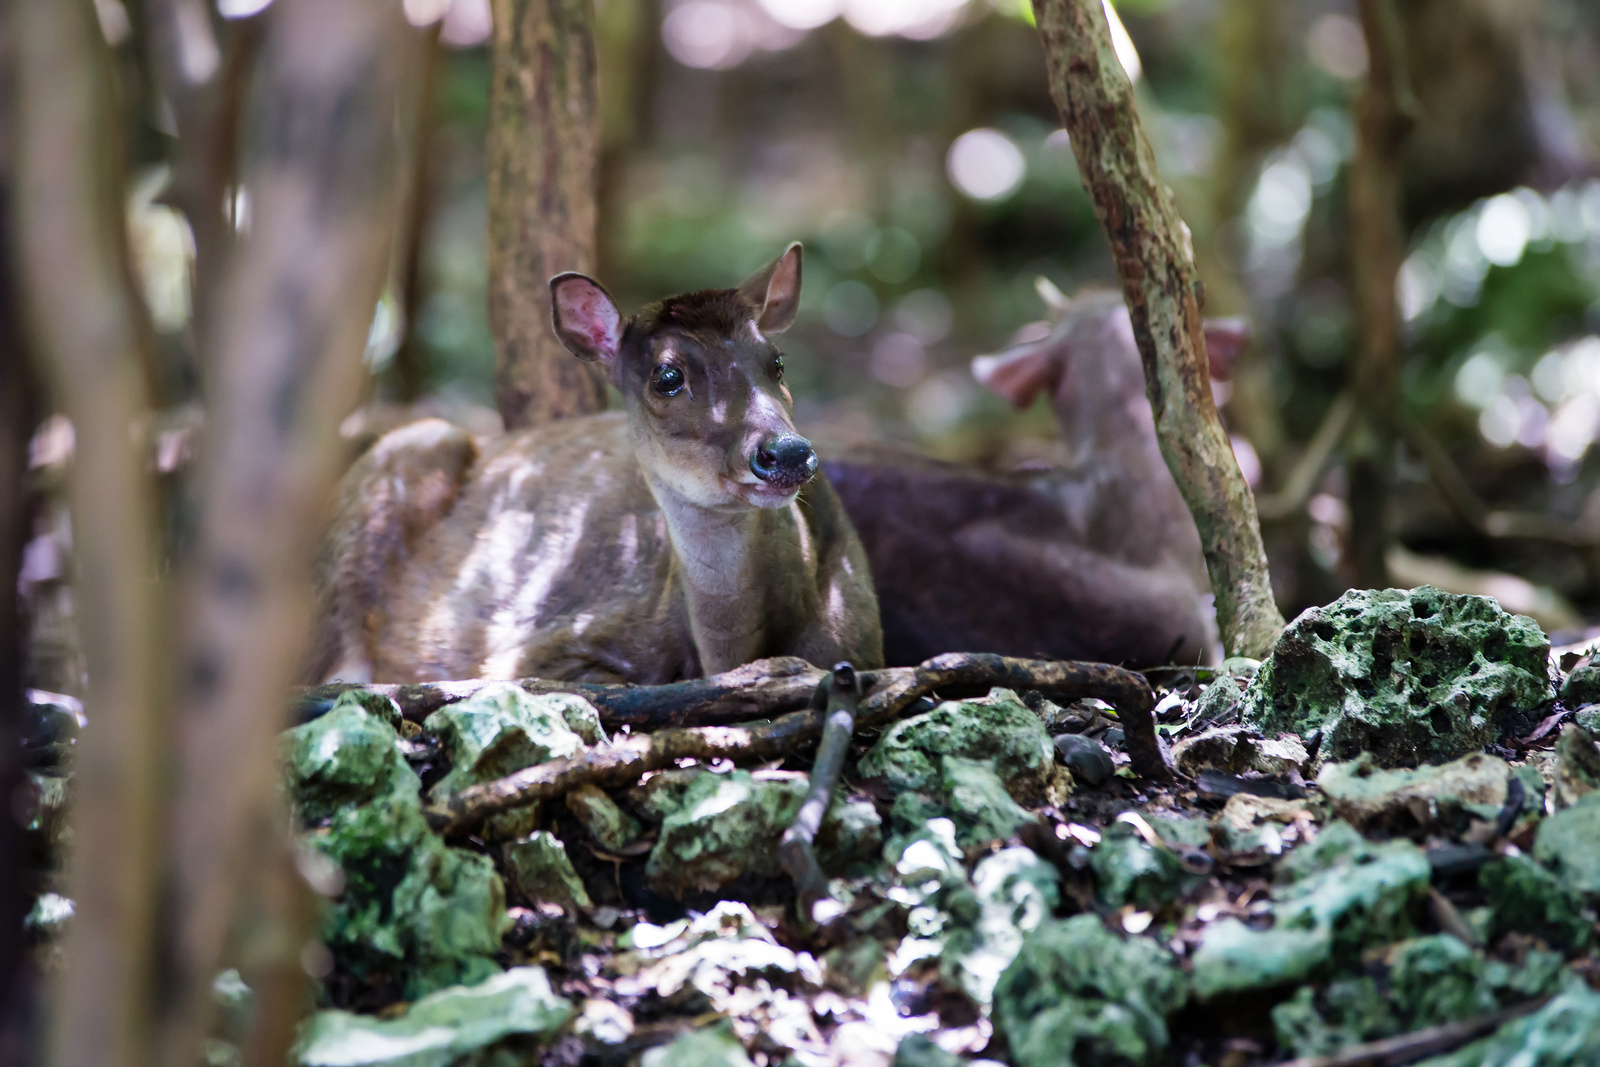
xmin=487 ymin=0 xmax=609 ymax=429
xmin=153 ymin=0 xmax=414 ymax=1060
xmin=1031 ymin=0 xmax=1285 ymax=659
xmin=14 ymin=4 xmax=167 ymax=1067
xmin=1347 ymin=0 xmax=1411 ymax=589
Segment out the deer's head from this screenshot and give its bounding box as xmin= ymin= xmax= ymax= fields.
xmin=550 ymin=244 xmax=815 ymax=511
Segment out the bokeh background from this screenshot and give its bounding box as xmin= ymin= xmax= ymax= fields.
xmin=112 ymin=0 xmax=1600 ymax=626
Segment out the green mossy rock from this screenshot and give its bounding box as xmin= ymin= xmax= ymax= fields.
xmin=283 ymin=694 xmax=419 ymax=823
xmin=1089 ymin=823 xmax=1203 ymax=911
xmin=565 ymin=784 xmax=641 ymax=852
xmin=858 ymin=688 xmax=1058 ymax=804
xmin=423 ymin=684 xmax=600 ymax=801
xmin=1414 ymin=983 xmax=1600 ymax=1067
xmin=992 ymin=913 xmax=1188 ymax=1067
xmin=1271 ymin=978 xmax=1396 ymax=1059
xmin=1317 ymin=753 xmax=1508 ymax=836
xmin=310 ymin=792 xmax=510 ymax=1000
xmin=1192 ymin=823 xmax=1429 ymax=998
xmin=1388 ymin=935 xmax=1495 ymax=1027
xmin=939 ymin=846 xmax=1061 ymax=1006
xmin=1533 ymin=794 xmax=1600 ymax=896
xmin=644 ymin=770 xmax=881 ymax=898
xmin=640 ymin=1025 xmax=754 ymax=1067
xmin=893 ymin=1035 xmax=966 ymax=1067
xmin=502 ymin=831 xmax=592 ymax=911
xmin=295 ymin=966 xmax=571 ymax=1067
xmin=1240 ymin=587 xmax=1552 ymax=767
xmin=1481 ymin=853 xmax=1593 ymax=950
xmin=1562 ymin=660 xmax=1600 ymax=708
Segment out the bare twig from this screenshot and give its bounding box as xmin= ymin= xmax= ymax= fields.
xmin=154 ymin=1 xmax=415 ymax=1062
xmin=14 ymin=3 xmax=167 ymax=1066
xmin=779 ymin=664 xmax=861 ymax=917
xmin=1031 ymin=0 xmax=1284 ymax=659
xmin=1278 ymin=995 xmax=1550 ymax=1067
xmin=426 ymin=653 xmax=1159 ymax=835
xmin=1255 ymin=391 xmax=1355 ymax=521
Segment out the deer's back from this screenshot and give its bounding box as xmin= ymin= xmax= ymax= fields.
xmin=326 ymin=413 xmax=698 ymax=684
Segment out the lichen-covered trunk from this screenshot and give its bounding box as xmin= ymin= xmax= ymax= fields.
xmin=14 ymin=2 xmax=166 ymax=1065
xmin=1031 ymin=0 xmax=1285 ymax=660
xmin=487 ymin=0 xmax=609 ymax=429
xmin=1346 ymin=0 xmax=1410 ymax=590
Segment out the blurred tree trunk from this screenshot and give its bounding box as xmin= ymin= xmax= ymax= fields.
xmin=0 ymin=14 xmax=37 ymax=1052
xmin=487 ymin=0 xmax=609 ymax=429
xmin=1032 ymin=0 xmax=1285 ymax=660
xmin=153 ymin=1 xmax=413 ymax=1062
xmin=389 ymin=25 xmax=443 ymax=405
xmin=1347 ymin=0 xmax=1411 ymax=589
xmin=14 ymin=5 xmax=167 ymax=1067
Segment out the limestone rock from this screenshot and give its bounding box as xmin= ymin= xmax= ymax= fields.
xmin=1413 ymin=983 xmax=1600 ymax=1067
xmin=644 ymin=770 xmax=881 ymax=899
xmin=939 ymin=846 xmax=1060 ymax=1006
xmin=1533 ymin=794 xmax=1600 ymax=896
xmin=565 ymin=784 xmax=642 ymax=852
xmin=857 ymin=688 xmax=1058 ymax=805
xmin=283 ymin=694 xmax=419 ymax=823
xmin=1480 ymin=853 xmax=1593 ymax=950
xmin=502 ymin=831 xmax=592 ymax=911
xmin=640 ymin=1025 xmax=753 ymax=1067
xmin=1171 ymin=724 xmax=1308 ymax=779
xmin=423 ymin=684 xmax=600 ymax=801
xmin=295 ymin=966 xmax=571 ymax=1067
xmin=1317 ymin=752 xmax=1508 ymax=835
xmin=1239 ymin=587 xmax=1553 ymax=767
xmin=1562 ymin=658 xmax=1600 ymax=709
xmin=1553 ymin=722 xmax=1600 ymax=809
xmin=992 ymin=913 xmax=1188 ymax=1067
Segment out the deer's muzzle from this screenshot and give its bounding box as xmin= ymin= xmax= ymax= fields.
xmin=750 ymin=432 xmax=818 ymax=492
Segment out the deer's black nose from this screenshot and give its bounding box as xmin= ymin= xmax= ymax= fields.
xmin=750 ymin=432 xmax=818 ymax=490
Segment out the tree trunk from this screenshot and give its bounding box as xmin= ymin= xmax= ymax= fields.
xmin=152 ymin=0 xmax=414 ymax=1060
xmin=487 ymin=0 xmax=609 ymax=429
xmin=14 ymin=3 xmax=167 ymax=1066
xmin=1347 ymin=0 xmax=1411 ymax=590
xmin=1031 ymin=0 xmax=1285 ymax=660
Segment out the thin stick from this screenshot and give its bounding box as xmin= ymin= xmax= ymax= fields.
xmin=779 ymin=664 xmax=861 ymax=917
xmin=426 ymin=654 xmax=1159 ymax=835
xmin=1277 ymin=995 xmax=1550 ymax=1067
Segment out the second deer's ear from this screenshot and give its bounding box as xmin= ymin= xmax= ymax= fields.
xmin=971 ymin=342 xmax=1059 ymax=409
xmin=738 ymin=242 xmax=802 ymax=334
xmin=550 ymin=273 xmax=624 ymax=364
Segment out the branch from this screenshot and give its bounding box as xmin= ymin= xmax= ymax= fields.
xmin=14 ymin=3 xmax=167 ymax=1065
xmin=779 ymin=664 xmax=860 ymax=918
xmin=298 ymin=656 xmax=829 ymax=730
xmin=1030 ymin=0 xmax=1284 ymax=659
xmin=426 ymin=654 xmax=1160 ymax=836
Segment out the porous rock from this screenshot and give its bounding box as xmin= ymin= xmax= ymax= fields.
xmin=939 ymin=846 xmax=1060 ymax=1006
xmin=1480 ymin=853 xmax=1592 ymax=950
xmin=423 ymin=683 xmax=602 ymax=801
xmin=565 ymin=783 xmax=642 ymax=852
xmin=1089 ymin=820 xmax=1206 ymax=910
xmin=1553 ymin=722 xmax=1600 ymax=809
xmin=992 ymin=913 xmax=1188 ymax=1067
xmin=1316 ymin=752 xmax=1508 ymax=835
xmin=295 ymin=966 xmax=571 ymax=1067
xmin=1562 ymin=658 xmax=1600 ymax=709
xmin=1413 ymin=983 xmax=1600 ymax=1067
xmin=640 ymin=1025 xmax=754 ymax=1067
xmin=1171 ymin=724 xmax=1308 ymax=779
xmin=858 ymin=688 xmax=1059 ymax=805
xmin=892 ymin=1035 xmax=966 ymax=1067
xmin=1271 ymin=977 xmax=1396 ymax=1059
xmin=644 ymin=769 xmax=881 ymax=899
xmin=1239 ymin=587 xmax=1553 ymax=767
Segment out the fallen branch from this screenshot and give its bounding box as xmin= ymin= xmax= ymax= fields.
xmin=1277 ymin=994 xmax=1550 ymax=1067
xmin=425 ymin=653 xmax=1159 ymax=835
xmin=779 ymin=664 xmax=860 ymax=918
xmin=296 ymin=656 xmax=828 ymax=730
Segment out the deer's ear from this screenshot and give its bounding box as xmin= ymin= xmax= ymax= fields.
xmin=738 ymin=242 xmax=802 ymax=334
xmin=972 ymin=342 xmax=1059 ymax=409
xmin=1202 ymin=317 xmax=1251 ymax=380
xmin=550 ymin=273 xmax=623 ymax=364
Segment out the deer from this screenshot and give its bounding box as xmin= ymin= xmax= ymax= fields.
xmin=824 ymin=284 xmax=1249 ymax=669
xmin=310 ymin=244 xmax=883 ymax=685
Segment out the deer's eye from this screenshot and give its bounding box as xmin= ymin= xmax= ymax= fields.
xmin=651 ymin=364 xmax=685 ymax=396
xmin=771 ymin=354 xmax=784 ymax=382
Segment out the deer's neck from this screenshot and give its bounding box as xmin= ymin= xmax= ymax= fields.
xmin=647 ymin=478 xmax=773 ymax=674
